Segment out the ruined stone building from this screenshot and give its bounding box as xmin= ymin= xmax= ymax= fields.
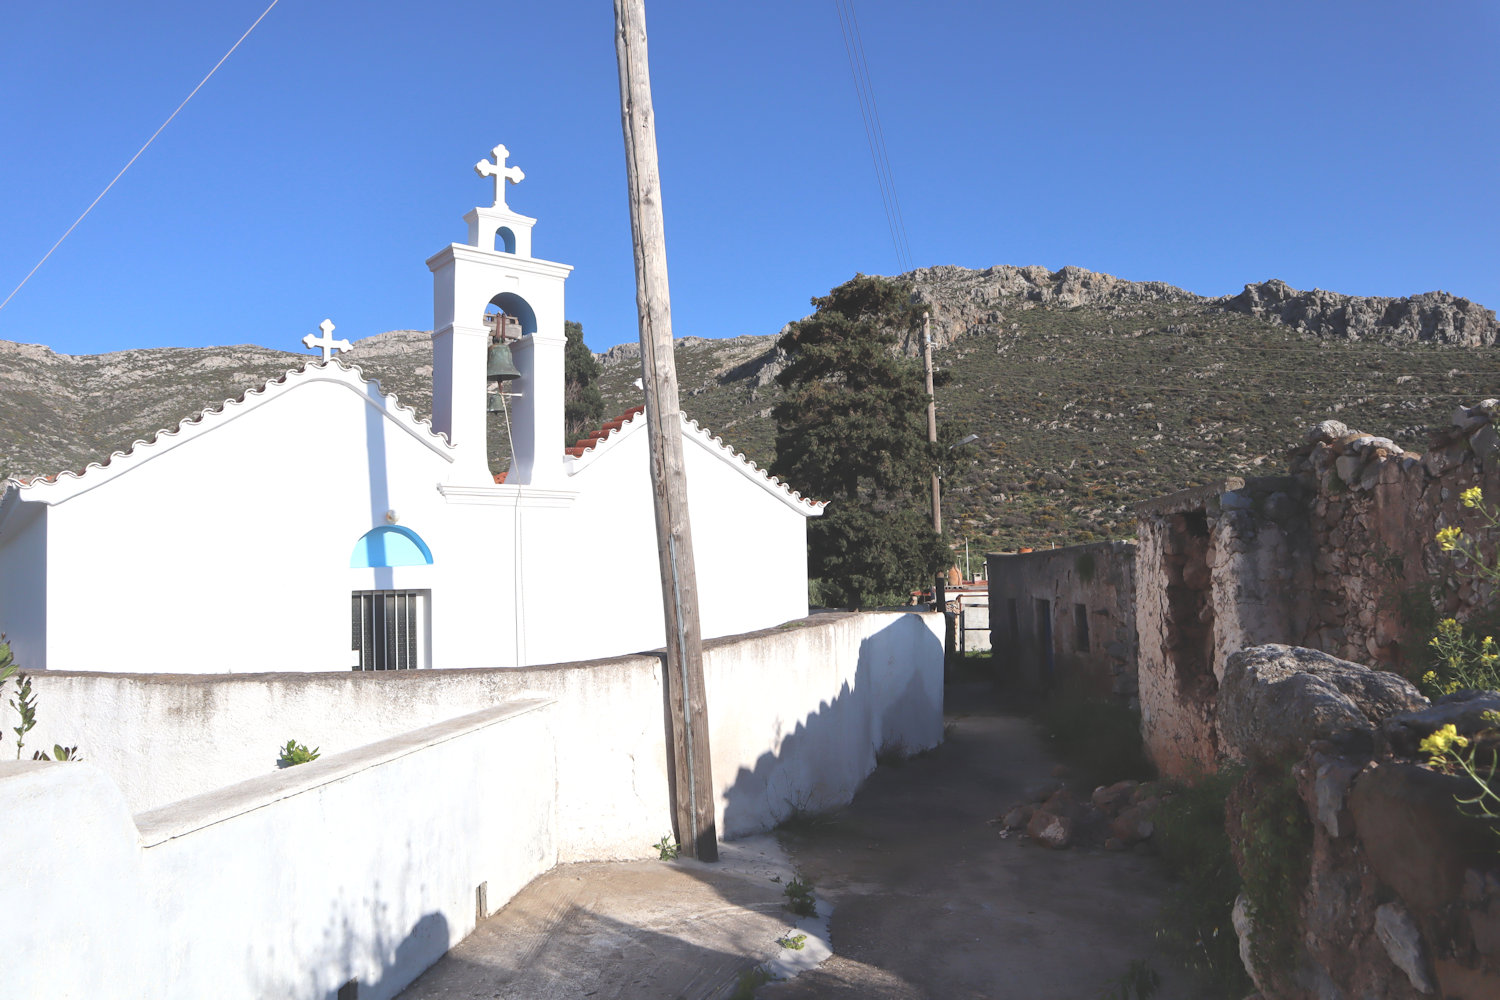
xmin=989 ymin=402 xmax=1500 ymax=777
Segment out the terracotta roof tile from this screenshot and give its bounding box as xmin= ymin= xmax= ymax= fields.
xmin=566 ymin=405 xmax=646 ymax=457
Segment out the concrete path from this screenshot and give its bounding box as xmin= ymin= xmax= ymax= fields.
xmin=759 ymin=681 xmax=1202 ymax=1000
xmin=396 ymin=835 xmax=819 ymax=1000
xmin=401 ymin=680 xmax=1207 ymax=1000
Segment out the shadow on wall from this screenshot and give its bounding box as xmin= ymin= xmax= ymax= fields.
xmin=247 ymin=885 xmax=451 ymax=1000
xmin=718 ymin=614 xmax=944 ymax=841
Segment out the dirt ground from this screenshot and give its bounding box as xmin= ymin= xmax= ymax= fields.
xmin=400 ymin=678 xmax=1219 ymax=1000
xmin=759 ymin=680 xmax=1210 ymax=1000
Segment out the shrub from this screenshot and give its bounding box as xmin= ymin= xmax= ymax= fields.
xmin=1035 ymin=686 xmax=1152 ymax=787
xmin=1151 ymin=766 xmax=1250 ymax=995
xmin=276 ymin=740 xmax=320 ymax=768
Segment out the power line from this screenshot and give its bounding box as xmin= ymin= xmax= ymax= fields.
xmin=0 ymin=0 xmax=282 ymax=316
xmin=833 ymin=0 xmax=912 ymax=273
xmin=845 ymin=1 xmax=913 ymax=269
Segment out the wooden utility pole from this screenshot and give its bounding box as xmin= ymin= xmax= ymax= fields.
xmin=923 ymin=311 xmax=945 ymax=612
xmin=613 ymin=0 xmax=718 ymax=862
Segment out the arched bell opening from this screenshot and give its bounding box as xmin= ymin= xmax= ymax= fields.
xmin=495 ymin=226 xmax=517 ymax=254
xmin=482 ymin=293 xmax=536 ymax=481
xmin=486 ymin=292 xmax=536 ymax=336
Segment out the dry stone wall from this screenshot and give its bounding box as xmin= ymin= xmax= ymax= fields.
xmin=1290 ymin=407 xmax=1500 ymax=670
xmin=1134 ymin=402 xmax=1500 ymax=775
xmin=1218 ymin=644 xmax=1500 ymax=999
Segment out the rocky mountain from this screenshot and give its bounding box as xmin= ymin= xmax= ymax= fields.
xmin=1220 ymin=279 xmax=1498 ymax=346
xmin=4 ymin=266 xmax=1497 ymax=553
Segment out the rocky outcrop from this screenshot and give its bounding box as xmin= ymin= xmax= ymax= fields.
xmin=1214 ymin=645 xmax=1500 ymax=999
xmin=902 ymin=264 xmax=1203 ymax=350
xmin=1219 ymin=645 xmax=1425 ymax=764
xmin=1222 ymin=279 xmax=1500 ymax=347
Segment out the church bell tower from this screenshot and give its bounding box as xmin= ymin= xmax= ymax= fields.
xmin=426 ymin=143 xmax=574 ymax=486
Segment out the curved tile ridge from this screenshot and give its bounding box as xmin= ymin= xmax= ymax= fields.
xmin=680 ymin=416 xmax=827 ymax=514
xmin=2 ymin=358 xmax=454 ymax=505
xmin=564 ymin=405 xmax=648 ymax=464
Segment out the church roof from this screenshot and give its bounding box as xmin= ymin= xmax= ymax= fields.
xmin=564 ymin=406 xmax=826 ymax=516
xmin=0 ymin=359 xmax=454 ymax=509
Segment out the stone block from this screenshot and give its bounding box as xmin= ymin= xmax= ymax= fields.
xmin=1313 ymin=757 xmax=1362 ymax=838
xmin=1335 ymin=454 xmax=1364 ymax=486
xmin=1219 ymin=645 xmax=1426 ymax=764
xmin=1026 ymin=809 xmax=1074 ymax=849
xmin=1375 ymin=902 xmax=1435 ymax=994
xmin=1349 ymin=762 xmax=1498 ymax=912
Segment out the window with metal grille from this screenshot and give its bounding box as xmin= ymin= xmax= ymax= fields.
xmin=351 ymin=590 xmax=427 ymax=670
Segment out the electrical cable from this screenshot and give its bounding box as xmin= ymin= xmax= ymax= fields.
xmin=0 ymin=0 xmax=282 ymax=315
xmin=845 ymin=0 xmax=913 ymax=268
xmin=834 ymin=0 xmax=912 ymax=273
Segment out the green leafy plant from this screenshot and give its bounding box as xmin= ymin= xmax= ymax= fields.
xmin=32 ymin=744 xmax=82 ymax=762
xmin=1420 ymin=721 xmax=1500 ymax=824
xmin=776 ymin=932 xmax=808 ymax=951
xmin=653 ymin=834 xmax=680 ymax=861
xmin=783 ymin=875 xmax=816 ymax=917
xmin=1421 ymin=618 xmax=1500 ymax=697
xmin=1236 ymin=765 xmax=1312 ymax=989
xmin=0 ymin=635 xmax=16 ymax=689
xmin=1151 ymin=766 xmax=1250 ymax=995
xmin=276 ymin=739 xmax=320 ymax=768
xmin=1420 ymin=488 xmax=1500 ymax=696
xmin=1098 ymin=959 xmax=1160 ymax=1000
xmin=10 ymin=671 xmax=37 ymax=760
xmin=728 ymin=966 xmax=773 ymax=1000
xmin=1035 ymin=685 xmax=1153 ymax=787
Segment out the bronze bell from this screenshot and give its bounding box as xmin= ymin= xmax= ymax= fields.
xmin=486 ymin=340 xmax=521 ymax=381
xmin=486 ymin=390 xmax=507 ymax=413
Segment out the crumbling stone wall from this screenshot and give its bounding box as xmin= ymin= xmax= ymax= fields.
xmin=1135 ymin=402 xmax=1500 ymax=775
xmin=1290 ymin=407 xmax=1500 ymax=670
xmin=985 ymin=541 xmax=1136 ymax=699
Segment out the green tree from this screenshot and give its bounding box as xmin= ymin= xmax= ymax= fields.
xmin=564 ymin=320 xmax=605 ymax=443
xmin=771 ymin=275 xmax=950 ymax=606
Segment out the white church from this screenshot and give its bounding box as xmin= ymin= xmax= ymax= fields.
xmin=0 ymin=144 xmax=824 ymax=673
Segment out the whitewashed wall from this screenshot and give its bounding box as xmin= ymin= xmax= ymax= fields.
xmin=0 ymin=369 xmax=815 ymax=675
xmin=3 ymin=610 xmax=943 ymax=859
xmin=2 ymin=700 xmax=557 ymax=1000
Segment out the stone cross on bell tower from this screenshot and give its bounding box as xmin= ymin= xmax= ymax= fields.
xmin=474 ymin=144 xmax=525 ymax=210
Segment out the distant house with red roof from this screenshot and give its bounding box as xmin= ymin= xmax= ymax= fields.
xmin=0 ymin=146 xmax=823 ymax=673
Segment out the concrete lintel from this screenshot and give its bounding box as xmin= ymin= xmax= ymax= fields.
xmin=1133 ymin=478 xmax=1245 ymax=518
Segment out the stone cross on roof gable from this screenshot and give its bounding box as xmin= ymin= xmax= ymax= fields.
xmin=302 ymin=319 xmax=352 ymax=362
xmin=474 ymin=144 xmax=525 ymax=210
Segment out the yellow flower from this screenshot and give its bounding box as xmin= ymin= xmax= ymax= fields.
xmin=1423 ymin=670 xmax=1439 ymax=687
xmin=1461 ymin=487 xmax=1484 ymax=509
xmin=1420 ymin=723 xmax=1470 ymax=760
xmin=1483 ymin=710 xmax=1500 ymax=728
xmin=1437 ymin=526 xmax=1465 ymax=552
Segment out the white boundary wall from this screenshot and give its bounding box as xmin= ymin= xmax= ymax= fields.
xmin=1 ymin=610 xmax=943 ymax=858
xmin=3 ymin=700 xmax=557 ymax=1000
xmin=2 ymin=611 xmax=942 ymax=999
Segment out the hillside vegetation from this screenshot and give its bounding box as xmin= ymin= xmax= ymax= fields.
xmin=4 ymin=267 xmax=1497 ymax=556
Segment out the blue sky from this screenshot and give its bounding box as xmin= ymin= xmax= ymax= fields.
xmin=1 ymin=1 xmax=1496 ymax=357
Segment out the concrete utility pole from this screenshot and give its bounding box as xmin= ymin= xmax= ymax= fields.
xmin=613 ymin=0 xmax=718 ymax=862
xmin=923 ymin=311 xmax=946 ymax=612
